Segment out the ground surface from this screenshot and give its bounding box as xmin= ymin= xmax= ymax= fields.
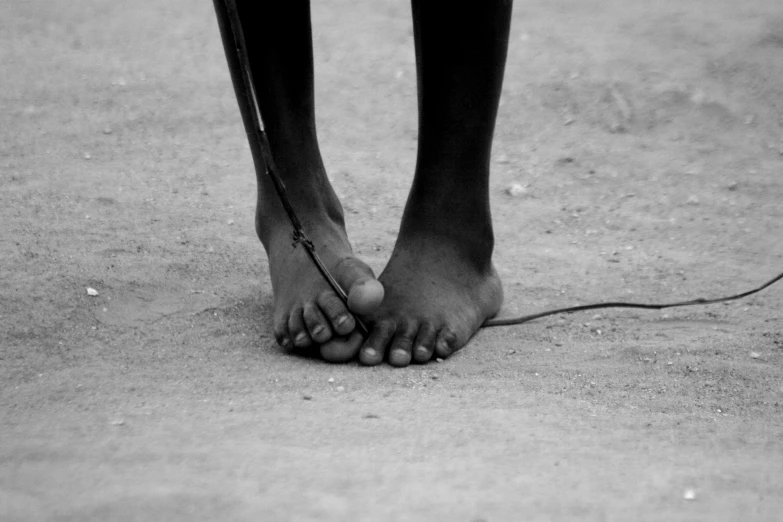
xmin=2 ymin=0 xmax=783 ymax=520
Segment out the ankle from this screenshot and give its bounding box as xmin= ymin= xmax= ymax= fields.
xmin=255 ymin=180 xmax=345 ymax=245
xmin=398 ymin=217 xmax=494 ymax=272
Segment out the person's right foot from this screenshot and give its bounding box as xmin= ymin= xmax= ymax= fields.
xmin=357 ymin=230 xmax=503 ymax=367
xmin=343 ymin=161 xmax=504 ymax=367
xmin=256 ymin=168 xmax=383 ymax=362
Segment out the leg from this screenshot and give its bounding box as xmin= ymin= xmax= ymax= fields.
xmin=213 ymin=0 xmax=383 ymax=360
xmin=359 ymin=0 xmax=511 ymax=366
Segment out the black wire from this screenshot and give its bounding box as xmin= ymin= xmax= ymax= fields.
xmin=482 ymin=269 xmax=783 ymax=327
xmin=213 ymin=0 xmax=369 ymax=336
xmin=214 ymin=0 xmax=781 ymax=335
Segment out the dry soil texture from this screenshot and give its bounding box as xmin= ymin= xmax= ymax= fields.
xmin=2 ymin=0 xmax=783 ymax=520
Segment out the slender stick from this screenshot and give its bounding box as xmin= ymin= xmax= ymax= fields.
xmin=213 ymin=0 xmax=369 ymax=337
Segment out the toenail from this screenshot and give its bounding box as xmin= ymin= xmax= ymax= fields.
xmin=416 ymin=346 xmax=429 ymax=357
xmin=312 ymin=325 xmax=324 ymax=336
xmin=281 ymin=338 xmax=292 ymax=348
xmin=336 ymin=315 xmax=349 ymax=326
xmin=392 ymin=349 xmax=408 ymax=360
xmin=364 ymin=348 xmax=377 ymax=359
xmin=295 ymin=333 xmax=308 ymax=344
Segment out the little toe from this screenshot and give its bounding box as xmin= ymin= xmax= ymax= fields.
xmin=359 ymin=320 xmax=395 ymax=366
xmin=320 ymin=330 xmax=364 ymax=363
xmin=433 ymin=328 xmax=458 ymax=359
xmin=303 ymin=303 xmax=332 ymax=344
xmin=288 ymin=308 xmax=312 ymax=348
xmin=317 ymin=291 xmax=355 ymax=336
xmin=388 ymin=320 xmax=418 ymax=367
xmin=411 ymin=323 xmax=438 ymax=364
xmin=274 ymin=315 xmax=292 ymax=349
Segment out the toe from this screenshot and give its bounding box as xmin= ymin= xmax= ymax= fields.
xmin=320 ymin=330 xmax=364 ymax=363
xmin=359 ymin=320 xmax=395 ymax=366
xmin=288 ymin=307 xmax=312 ymax=348
xmin=303 ymin=302 xmax=332 ymax=344
xmin=411 ymin=322 xmax=438 ymax=364
xmin=317 ymin=291 xmax=355 ymax=336
xmin=347 ymin=279 xmax=384 ymax=316
xmin=334 ymin=257 xmax=384 ymax=315
xmin=433 ymin=328 xmax=458 ymax=359
xmin=388 ymin=320 xmax=418 ymax=367
xmin=274 ymin=313 xmax=292 ymax=349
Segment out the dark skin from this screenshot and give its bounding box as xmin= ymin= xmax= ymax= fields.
xmin=222 ymin=0 xmax=511 ymax=366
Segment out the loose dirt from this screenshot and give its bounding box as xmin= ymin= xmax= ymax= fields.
xmin=2 ymin=0 xmax=782 ymax=520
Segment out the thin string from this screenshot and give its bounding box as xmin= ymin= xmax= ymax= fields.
xmin=215 ymin=0 xmax=369 ymax=336
xmin=482 ymin=270 xmax=783 ymax=327
xmin=215 ymin=0 xmax=781 ymax=335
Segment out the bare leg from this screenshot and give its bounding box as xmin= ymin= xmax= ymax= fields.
xmin=358 ymin=0 xmax=511 ymax=366
xmin=214 ymin=0 xmax=383 ymax=360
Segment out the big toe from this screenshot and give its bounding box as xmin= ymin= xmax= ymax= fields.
xmin=334 ymin=257 xmax=384 ymax=316
xmin=347 ymin=278 xmax=384 ymax=315
xmin=320 ymin=331 xmax=364 ymax=363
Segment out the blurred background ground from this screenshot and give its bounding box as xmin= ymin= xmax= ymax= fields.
xmin=1 ymin=0 xmax=782 ymax=520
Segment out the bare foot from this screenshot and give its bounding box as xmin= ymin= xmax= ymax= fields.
xmin=357 ymin=232 xmax=503 ymax=367
xmin=257 ymin=176 xmax=383 ymax=362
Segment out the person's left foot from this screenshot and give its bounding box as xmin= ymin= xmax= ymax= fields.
xmin=324 ymin=230 xmax=503 ymax=366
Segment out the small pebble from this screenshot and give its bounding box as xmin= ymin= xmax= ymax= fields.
xmin=102 ymin=128 xmax=113 ymax=135
xmin=435 ymin=358 xmax=443 ymax=363
xmin=683 ymin=489 xmax=696 ymax=500
xmin=336 ymin=386 xmax=345 ymax=391
xmin=327 ymin=378 xmax=335 ymax=383
xmin=505 ymin=183 xmax=528 ymax=197
xmin=750 ymin=351 xmax=761 ymax=359
xmin=227 ymin=220 xmax=234 ymax=225
xmin=86 ymin=287 xmax=99 ymax=296
xmin=83 ymin=152 xmax=91 ymax=160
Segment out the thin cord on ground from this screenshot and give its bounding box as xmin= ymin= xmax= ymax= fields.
xmin=215 ymin=0 xmax=781 ymax=336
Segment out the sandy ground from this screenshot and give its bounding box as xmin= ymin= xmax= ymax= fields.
xmin=2 ymin=0 xmax=783 ymax=520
